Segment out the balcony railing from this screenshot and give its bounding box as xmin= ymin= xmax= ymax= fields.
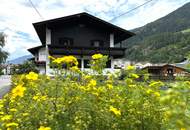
xmin=48 ymin=45 xmax=126 ymax=58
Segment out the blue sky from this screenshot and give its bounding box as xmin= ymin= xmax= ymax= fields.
xmin=0 ymin=0 xmax=190 ymax=60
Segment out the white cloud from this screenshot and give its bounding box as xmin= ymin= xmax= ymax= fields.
xmin=0 ymin=0 xmax=189 ymax=60
xmin=113 ymin=0 xmax=190 ymax=29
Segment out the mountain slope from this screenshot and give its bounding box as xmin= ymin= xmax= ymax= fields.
xmin=124 ymin=2 xmax=190 ymax=63
xmin=8 ymin=55 xmax=33 ymax=64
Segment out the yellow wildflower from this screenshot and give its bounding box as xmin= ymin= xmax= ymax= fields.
xmin=109 ymin=106 xmax=121 ymax=116
xmin=70 ymin=66 xmax=80 ymax=72
xmin=154 ymin=92 xmax=160 ymax=97
xmin=38 ymin=126 xmax=51 ymax=130
xmin=52 ymin=56 xmax=78 ymax=66
xmin=181 ymin=128 xmax=186 ymax=130
xmin=33 ymin=95 xmax=39 ymax=100
xmin=92 ymin=53 xmax=103 ymax=60
xmin=149 ymin=81 xmax=163 ymax=87
xmin=0 ymin=111 xmax=4 ymax=115
xmin=64 ymin=55 xmax=78 ymax=66
xmin=92 ymin=92 xmax=99 ymax=96
xmin=48 ymin=55 xmax=55 ymax=60
xmin=46 ymin=76 xmax=50 ymax=80
xmin=6 ymin=122 xmax=19 ymax=127
xmin=83 ymin=75 xmax=92 ymax=80
xmin=22 ymin=113 xmax=29 ymax=116
xmin=0 ymin=104 xmax=3 ymax=109
xmin=146 ymin=89 xmax=153 ymax=94
xmin=33 ymin=95 xmax=47 ymax=101
xmin=1 ymin=115 xmax=12 ymax=121
xmin=107 ymin=84 xmax=113 ymax=89
xmin=10 ymin=108 xmax=17 ymax=112
xmin=89 ymin=79 xmax=97 ymax=87
xmin=26 ymin=72 xmax=38 ymax=81
xmin=53 ymin=57 xmax=64 ymax=64
xmin=131 ymin=73 xmax=139 ymax=79
xmin=126 ymin=65 xmax=135 ymax=71
xmin=11 ymin=85 xmax=26 ymax=98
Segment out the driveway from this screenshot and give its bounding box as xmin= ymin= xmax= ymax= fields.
xmin=0 ymin=75 xmax=11 ymax=98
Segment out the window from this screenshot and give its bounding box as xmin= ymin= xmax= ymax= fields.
xmin=106 ymin=60 xmax=111 ymax=68
xmin=84 ymin=60 xmax=90 ymax=68
xmin=91 ymin=40 xmax=103 ymax=47
xmin=77 ymin=59 xmax=81 ymax=68
xmin=59 ymin=37 xmax=73 ymax=46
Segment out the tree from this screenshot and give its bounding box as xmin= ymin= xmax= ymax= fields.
xmin=0 ymin=32 xmax=9 ymax=75
xmin=11 ymin=61 xmax=38 ymax=74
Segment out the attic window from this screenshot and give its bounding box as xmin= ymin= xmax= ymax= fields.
xmin=91 ymin=40 xmax=103 ymax=47
xmin=59 ymin=37 xmax=73 ymax=46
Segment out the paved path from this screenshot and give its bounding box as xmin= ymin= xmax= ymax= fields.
xmin=0 ymin=75 xmax=11 ymax=98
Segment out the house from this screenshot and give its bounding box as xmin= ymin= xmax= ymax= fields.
xmin=28 ymin=12 xmax=135 ymax=74
xmin=142 ymin=64 xmax=190 ymax=80
xmin=0 ymin=64 xmax=14 ymax=75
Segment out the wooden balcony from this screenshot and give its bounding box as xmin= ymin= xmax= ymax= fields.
xmin=48 ymin=45 xmax=126 ymax=58
xmin=34 ymin=61 xmax=46 ymax=66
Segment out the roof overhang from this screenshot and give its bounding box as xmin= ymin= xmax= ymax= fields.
xmin=33 ymin=12 xmax=135 ymax=45
xmin=28 ymin=45 xmax=45 ymax=55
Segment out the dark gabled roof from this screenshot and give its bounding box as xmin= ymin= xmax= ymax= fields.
xmin=33 ymin=12 xmax=135 ymax=45
xmin=28 ymin=45 xmax=45 ymax=55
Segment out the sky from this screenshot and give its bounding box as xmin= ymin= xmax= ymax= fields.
xmin=0 ymin=0 xmax=190 ymax=60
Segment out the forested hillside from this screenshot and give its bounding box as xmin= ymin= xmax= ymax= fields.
xmin=124 ymin=2 xmax=190 ymax=63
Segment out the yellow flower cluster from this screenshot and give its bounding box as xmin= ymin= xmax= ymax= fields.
xmin=26 ymin=72 xmax=38 ymax=81
xmin=0 ymin=54 xmax=189 ymax=129
xmin=11 ymin=85 xmax=26 ymax=98
xmin=146 ymin=89 xmax=160 ymax=97
xmin=131 ymin=73 xmax=139 ymax=79
xmin=1 ymin=115 xmax=12 ymax=121
xmin=92 ymin=53 xmax=103 ymax=60
xmin=126 ymin=65 xmax=135 ymax=71
xmin=109 ymin=106 xmax=121 ymax=116
xmin=6 ymin=122 xmax=19 ymax=128
xmin=88 ymin=79 xmax=97 ymax=87
xmin=51 ymin=55 xmax=78 ymax=66
xmin=149 ymin=81 xmax=163 ymax=87
xmin=38 ymin=126 xmax=51 ymax=130
xmin=33 ymin=95 xmax=47 ymax=102
xmin=70 ymin=66 xmax=80 ymax=72
xmin=48 ymin=55 xmax=55 ymax=60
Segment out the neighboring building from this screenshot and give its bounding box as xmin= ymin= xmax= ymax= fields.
xmin=142 ymin=64 xmax=190 ymax=80
xmin=28 ymin=12 xmax=135 ymax=74
xmin=0 ymin=64 xmax=15 ymax=75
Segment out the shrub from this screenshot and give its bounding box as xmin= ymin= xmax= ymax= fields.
xmin=0 ymin=54 xmax=190 ymax=130
xmin=11 ymin=61 xmax=38 ymax=74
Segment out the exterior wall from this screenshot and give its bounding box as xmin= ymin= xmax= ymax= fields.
xmin=38 ymin=48 xmax=46 ymax=61
xmin=38 ymin=66 xmax=46 ymax=74
xmin=46 ymin=28 xmax=51 ymax=45
xmin=34 ymin=53 xmax=38 ymax=61
xmin=175 ymin=67 xmax=185 ymax=73
xmin=162 ymin=66 xmax=185 ymax=75
xmin=45 ymin=28 xmax=51 ymax=75
xmin=51 ymin=24 xmax=110 ymax=47
xmin=110 ymin=33 xmax=114 ymax=47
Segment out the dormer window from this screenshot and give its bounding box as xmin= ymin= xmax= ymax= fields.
xmin=91 ymin=40 xmax=103 ymax=47
xmin=59 ymin=37 xmax=73 ymax=46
